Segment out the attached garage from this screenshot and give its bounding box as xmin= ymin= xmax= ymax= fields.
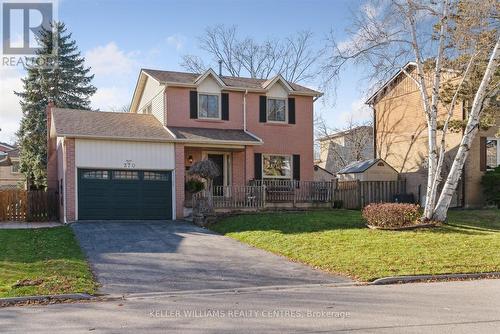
xmin=78 ymin=169 xmax=173 ymax=220
xmin=48 ymin=108 xmax=177 ymax=222
xmin=74 ymin=139 xmax=176 ymax=221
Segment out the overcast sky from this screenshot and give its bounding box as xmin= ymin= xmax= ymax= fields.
xmin=0 ymin=0 xmax=372 ymax=143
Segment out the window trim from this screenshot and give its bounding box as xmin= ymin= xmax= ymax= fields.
xmin=198 ymin=92 xmax=221 ymax=120
xmin=262 ymin=154 xmax=293 ymax=179
xmin=486 ymin=137 xmax=500 ymax=171
xmin=266 ymin=97 xmax=288 ymax=123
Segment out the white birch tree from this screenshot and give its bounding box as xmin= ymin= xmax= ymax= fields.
xmin=322 ymin=0 xmax=499 ymax=221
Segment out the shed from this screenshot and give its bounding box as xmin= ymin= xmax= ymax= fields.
xmin=337 ymin=159 xmax=398 ymax=181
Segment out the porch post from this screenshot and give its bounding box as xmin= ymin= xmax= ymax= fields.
xmin=175 ymin=143 xmax=185 ymax=219
xmin=245 ymin=145 xmax=254 ymax=183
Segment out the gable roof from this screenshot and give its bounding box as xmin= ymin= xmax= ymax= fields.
xmin=130 ymin=68 xmax=321 ymax=113
xmin=365 ymin=62 xmax=417 ymax=105
xmin=51 ymin=108 xmax=175 ymax=142
xmin=337 ymin=158 xmax=397 ymax=174
xmin=141 ymin=69 xmax=320 ymax=95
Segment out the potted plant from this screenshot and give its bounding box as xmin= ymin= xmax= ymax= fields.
xmin=187 ymin=159 xmax=220 ymax=226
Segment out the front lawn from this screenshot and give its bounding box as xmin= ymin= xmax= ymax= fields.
xmin=0 ymin=226 xmax=97 ymax=298
xmin=211 ymin=209 xmax=500 ymax=281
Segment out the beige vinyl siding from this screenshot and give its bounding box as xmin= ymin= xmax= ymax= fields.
xmin=138 ymin=76 xmax=165 ymax=124
xmin=75 ymin=139 xmax=175 ymax=170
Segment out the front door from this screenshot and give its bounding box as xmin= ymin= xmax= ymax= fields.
xmin=208 ymin=154 xmax=224 ymax=195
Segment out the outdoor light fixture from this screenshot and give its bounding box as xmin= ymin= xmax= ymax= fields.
xmin=188 ymin=155 xmax=193 ymax=164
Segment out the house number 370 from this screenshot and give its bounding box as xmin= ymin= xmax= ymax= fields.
xmin=124 ymin=160 xmax=136 ymax=168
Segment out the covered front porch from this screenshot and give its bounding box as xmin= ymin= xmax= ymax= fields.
xmin=183 ymin=145 xmax=254 ymax=208
xmin=169 ymin=126 xmax=263 ymax=218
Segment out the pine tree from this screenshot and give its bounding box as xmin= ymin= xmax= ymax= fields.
xmin=16 ymin=22 xmax=96 ymax=189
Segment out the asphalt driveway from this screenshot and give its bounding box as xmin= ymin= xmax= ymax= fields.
xmin=71 ymin=221 xmax=351 ymax=295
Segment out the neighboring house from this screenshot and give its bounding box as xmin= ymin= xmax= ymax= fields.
xmin=313 ymin=164 xmax=335 ymax=181
xmin=317 ymin=126 xmax=374 ymax=174
xmin=47 ymin=68 xmax=321 ymax=222
xmin=366 ymin=62 xmax=499 ymax=207
xmin=337 ymin=158 xmax=398 ymax=182
xmin=0 ymin=147 xmax=24 ymax=189
xmin=0 ymin=142 xmax=15 ymax=153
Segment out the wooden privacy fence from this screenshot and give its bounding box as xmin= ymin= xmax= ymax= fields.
xmin=0 ymin=189 xmax=58 ymax=222
xmin=193 ymin=179 xmax=407 ymax=211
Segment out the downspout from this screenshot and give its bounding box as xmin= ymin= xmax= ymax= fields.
xmin=243 ymin=89 xmax=248 ymax=182
xmin=243 ymin=89 xmax=248 ymax=131
xmin=372 ymin=105 xmax=377 ymax=159
xmin=62 ymin=138 xmax=68 ymax=224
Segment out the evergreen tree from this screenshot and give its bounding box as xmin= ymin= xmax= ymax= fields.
xmin=16 ymin=22 xmax=96 ymax=189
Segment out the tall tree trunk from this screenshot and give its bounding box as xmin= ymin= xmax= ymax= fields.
xmin=406 ymin=3 xmax=437 ymax=219
xmin=433 ymin=38 xmax=500 ymax=221
xmin=426 ymin=0 xmax=449 ymax=219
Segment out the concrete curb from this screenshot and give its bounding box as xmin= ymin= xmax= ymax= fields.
xmin=371 ymin=272 xmax=500 ymax=285
xmin=0 ymin=293 xmax=122 ymax=307
xmin=125 ymin=282 xmax=357 ymax=299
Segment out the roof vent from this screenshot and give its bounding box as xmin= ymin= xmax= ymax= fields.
xmin=218 ymin=60 xmax=223 ymax=76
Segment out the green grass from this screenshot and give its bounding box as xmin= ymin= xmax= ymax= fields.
xmin=211 ymin=209 xmax=500 ymax=281
xmin=0 ymin=226 xmax=97 ymax=298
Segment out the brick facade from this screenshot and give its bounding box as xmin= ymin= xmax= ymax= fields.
xmin=64 ymin=138 xmax=76 ymax=222
xmin=175 ymin=143 xmax=185 ymax=219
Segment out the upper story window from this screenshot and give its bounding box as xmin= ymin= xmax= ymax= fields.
xmin=486 ymin=138 xmax=500 ymax=170
xmin=267 ymin=98 xmax=287 ymax=122
xmin=198 ymin=94 xmax=220 ymax=119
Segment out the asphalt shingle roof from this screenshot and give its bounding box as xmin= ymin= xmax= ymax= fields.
xmin=142 ymin=69 xmax=320 ymax=95
xmin=167 ymin=126 xmax=262 ymax=144
xmin=51 ymin=108 xmax=175 ymax=141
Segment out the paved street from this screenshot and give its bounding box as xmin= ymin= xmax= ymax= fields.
xmin=1 ymin=279 xmax=499 ymax=333
xmin=72 ymin=221 xmax=349 ymax=295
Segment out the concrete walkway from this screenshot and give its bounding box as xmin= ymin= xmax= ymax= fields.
xmin=71 ymin=220 xmax=351 ymax=295
xmin=0 ymin=222 xmax=62 ymax=229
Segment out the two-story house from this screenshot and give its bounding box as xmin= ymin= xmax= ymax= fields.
xmin=367 ymin=63 xmax=499 ymax=207
xmin=47 ymin=68 xmax=321 ymax=222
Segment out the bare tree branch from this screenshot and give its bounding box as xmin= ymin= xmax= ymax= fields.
xmin=180 ymin=25 xmax=319 ymax=83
